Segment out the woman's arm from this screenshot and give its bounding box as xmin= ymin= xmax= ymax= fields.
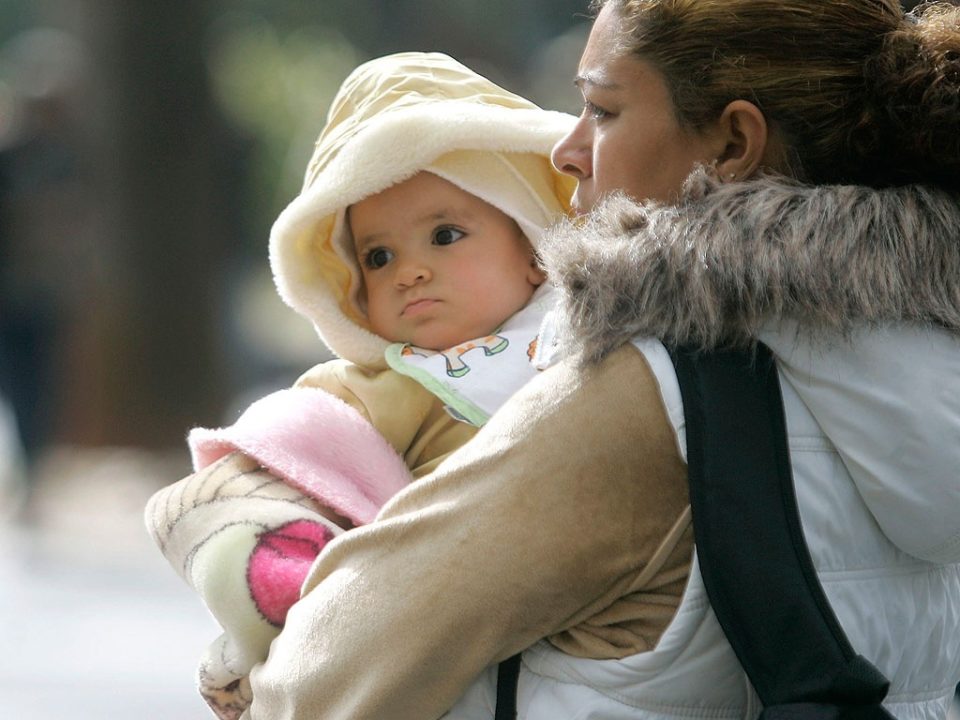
xmin=245 ymin=343 xmax=691 ymax=720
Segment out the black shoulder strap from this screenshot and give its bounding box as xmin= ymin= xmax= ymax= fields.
xmin=494 ymin=653 xmax=522 ymax=720
xmin=670 ymin=343 xmax=895 ymax=720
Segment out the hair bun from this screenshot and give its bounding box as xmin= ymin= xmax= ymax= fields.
xmin=857 ymin=2 xmax=960 ymax=189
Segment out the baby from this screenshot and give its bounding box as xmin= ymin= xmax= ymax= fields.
xmin=145 ymin=51 xmax=574 ymax=720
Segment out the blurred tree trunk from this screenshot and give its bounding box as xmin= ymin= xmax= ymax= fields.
xmin=57 ymin=0 xmax=233 ymax=449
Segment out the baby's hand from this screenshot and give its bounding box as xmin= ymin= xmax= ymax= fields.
xmin=197 ymin=635 xmax=254 ymax=720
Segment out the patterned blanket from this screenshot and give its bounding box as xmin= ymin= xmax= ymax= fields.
xmin=145 ymin=387 xmax=414 ymax=719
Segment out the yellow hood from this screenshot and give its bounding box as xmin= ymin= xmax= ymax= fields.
xmin=269 ymin=51 xmax=576 ymax=370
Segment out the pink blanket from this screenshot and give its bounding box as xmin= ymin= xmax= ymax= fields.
xmin=189 ymin=386 xmax=412 ymax=525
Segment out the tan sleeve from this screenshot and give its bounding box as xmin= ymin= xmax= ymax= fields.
xmin=296 ymin=360 xmax=477 ymax=477
xmin=246 ymin=344 xmax=691 ymax=720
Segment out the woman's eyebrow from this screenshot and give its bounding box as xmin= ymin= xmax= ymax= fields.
xmin=575 ymin=71 xmax=622 ymax=91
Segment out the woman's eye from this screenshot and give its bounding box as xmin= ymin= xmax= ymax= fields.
xmin=583 ymin=100 xmax=610 ymax=121
xmin=433 ymin=227 xmax=466 ymax=246
xmin=364 ymin=247 xmax=394 ymax=269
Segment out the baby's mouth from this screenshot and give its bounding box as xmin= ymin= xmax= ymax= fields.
xmin=402 ymin=298 xmax=439 ymax=317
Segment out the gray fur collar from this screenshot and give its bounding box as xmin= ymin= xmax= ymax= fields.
xmin=540 ymin=169 xmax=960 ymax=363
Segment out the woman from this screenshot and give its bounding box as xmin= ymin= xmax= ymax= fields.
xmin=233 ymin=1 xmax=960 ymax=718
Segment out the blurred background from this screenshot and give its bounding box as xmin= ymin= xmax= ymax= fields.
xmin=0 ymin=1 xmax=589 ymax=716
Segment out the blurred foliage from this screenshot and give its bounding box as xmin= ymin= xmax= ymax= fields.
xmin=0 ymin=0 xmax=31 ymax=41
xmin=204 ymin=16 xmax=361 ymax=238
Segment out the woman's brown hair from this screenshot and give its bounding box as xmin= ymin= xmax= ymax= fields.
xmin=593 ymin=0 xmax=960 ymax=190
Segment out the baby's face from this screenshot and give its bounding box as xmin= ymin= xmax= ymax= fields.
xmin=350 ymin=171 xmax=545 ymax=351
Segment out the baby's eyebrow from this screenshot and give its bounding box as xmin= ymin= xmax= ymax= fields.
xmin=416 ymin=208 xmax=458 ymax=223
xmin=424 ymin=203 xmax=484 ymax=227
xmin=352 ymin=232 xmax=385 ymax=255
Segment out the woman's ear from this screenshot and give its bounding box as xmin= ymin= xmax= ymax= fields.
xmin=714 ymin=100 xmax=768 ymax=181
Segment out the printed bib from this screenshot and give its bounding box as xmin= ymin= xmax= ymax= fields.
xmin=385 ymin=284 xmax=559 ymax=426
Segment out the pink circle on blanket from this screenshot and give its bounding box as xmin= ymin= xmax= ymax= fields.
xmin=248 ymin=519 xmax=335 ymax=626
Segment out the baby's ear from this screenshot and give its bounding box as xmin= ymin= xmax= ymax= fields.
xmin=352 ymin=279 xmax=370 ymax=317
xmin=528 ymin=253 xmax=547 ymax=286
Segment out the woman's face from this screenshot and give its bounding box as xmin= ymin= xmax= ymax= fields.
xmin=552 ymin=3 xmax=723 ymax=212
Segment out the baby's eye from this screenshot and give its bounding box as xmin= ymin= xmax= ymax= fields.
xmin=433 ymin=226 xmax=466 ymax=246
xmin=583 ymin=100 xmax=611 ymax=121
xmin=364 ymin=247 xmax=394 ymax=269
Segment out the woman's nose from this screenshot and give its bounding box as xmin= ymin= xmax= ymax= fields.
xmin=551 ymin=120 xmax=592 ymax=180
